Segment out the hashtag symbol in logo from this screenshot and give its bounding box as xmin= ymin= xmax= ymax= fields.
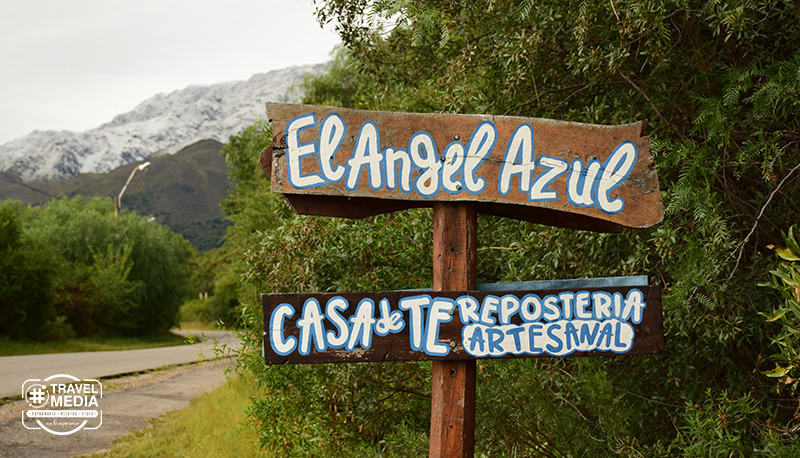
xmin=27 ymin=387 xmax=47 ymax=406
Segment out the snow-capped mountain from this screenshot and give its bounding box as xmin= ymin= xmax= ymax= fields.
xmin=0 ymin=64 xmax=321 ymax=182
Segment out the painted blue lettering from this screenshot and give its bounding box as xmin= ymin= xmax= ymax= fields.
xmin=527 ymin=323 xmax=544 ymax=354
xmin=507 ymin=326 xmax=525 ymax=352
xmin=612 ymin=321 xmax=635 ymax=353
xmin=564 ymin=321 xmax=580 ymax=350
xmin=598 ymin=321 xmax=614 ymax=347
xmin=545 ymin=322 xmax=563 ymax=353
xmin=487 ymin=328 xmax=505 ymax=354
xmin=614 ymin=321 xmax=626 ymax=349
xmin=579 ymin=321 xmax=600 ymax=347
xmin=466 ymin=326 xmax=485 ymax=354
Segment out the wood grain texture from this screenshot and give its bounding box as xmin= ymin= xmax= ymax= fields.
xmin=430 ymin=202 xmax=477 ymax=458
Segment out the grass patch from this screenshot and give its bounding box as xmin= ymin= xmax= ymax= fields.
xmin=85 ymin=373 xmax=266 ymax=458
xmin=0 ymin=333 xmax=187 ymax=357
xmin=175 ymin=320 xmax=220 ymax=331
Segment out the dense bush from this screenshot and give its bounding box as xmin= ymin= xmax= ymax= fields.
xmin=180 ymin=266 xmax=244 ymax=327
xmin=0 ymin=202 xmax=58 ymax=340
xmin=223 ymin=1 xmax=800 ymax=455
xmin=763 ymin=226 xmax=800 ymax=391
xmin=0 ymin=197 xmax=193 ymax=339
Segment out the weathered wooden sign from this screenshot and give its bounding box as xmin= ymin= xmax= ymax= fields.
xmin=264 ymin=103 xmax=663 ymax=232
xmin=262 ymin=286 xmax=662 ymax=364
xmin=260 ymin=103 xmax=665 ymax=458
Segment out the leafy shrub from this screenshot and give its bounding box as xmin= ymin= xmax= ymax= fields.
xmin=1 ymin=197 xmax=193 ymax=339
xmin=38 ymin=316 xmax=77 ymax=342
xmin=228 ymin=1 xmax=800 ymax=454
xmin=206 ymin=270 xmax=242 ymax=326
xmin=179 ymin=298 xmax=213 ymax=324
xmin=0 ymin=202 xmax=57 ymax=339
xmin=762 ymin=226 xmax=800 ymax=403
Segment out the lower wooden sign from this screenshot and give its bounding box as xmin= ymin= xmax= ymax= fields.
xmin=262 ymin=286 xmax=662 ymax=364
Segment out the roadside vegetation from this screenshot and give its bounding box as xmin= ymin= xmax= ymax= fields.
xmin=0 ymin=197 xmax=208 ymax=345
xmin=0 ymin=334 xmax=186 ymax=357
xmin=208 ymin=1 xmax=800 ymax=456
xmin=84 ymin=374 xmax=264 ymax=458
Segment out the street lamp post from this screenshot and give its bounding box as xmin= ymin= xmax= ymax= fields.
xmin=115 ymin=161 xmax=150 ymax=221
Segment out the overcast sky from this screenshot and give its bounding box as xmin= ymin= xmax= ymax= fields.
xmin=0 ymin=0 xmax=340 ymax=144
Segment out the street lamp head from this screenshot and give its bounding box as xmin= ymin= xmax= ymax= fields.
xmin=115 ymin=161 xmax=152 ymax=222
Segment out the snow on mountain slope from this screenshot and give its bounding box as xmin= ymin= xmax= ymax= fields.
xmin=0 ymin=64 xmax=321 ymax=182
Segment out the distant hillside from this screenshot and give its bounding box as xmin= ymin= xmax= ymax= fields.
xmin=0 ymin=139 xmax=231 ymax=251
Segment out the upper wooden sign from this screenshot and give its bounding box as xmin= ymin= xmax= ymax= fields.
xmin=265 ymin=103 xmax=663 ymax=232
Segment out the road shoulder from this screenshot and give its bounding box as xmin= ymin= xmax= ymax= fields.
xmin=0 ymin=358 xmax=235 ymax=458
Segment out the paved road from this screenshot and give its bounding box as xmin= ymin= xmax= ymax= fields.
xmin=0 ymin=330 xmax=238 ymax=399
xmin=0 ymin=358 xmax=236 ymax=458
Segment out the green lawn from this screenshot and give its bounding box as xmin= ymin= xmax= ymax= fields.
xmin=0 ymin=333 xmax=188 ymax=357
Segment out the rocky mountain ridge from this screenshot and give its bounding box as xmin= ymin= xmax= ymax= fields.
xmin=0 ymin=64 xmax=320 ymax=182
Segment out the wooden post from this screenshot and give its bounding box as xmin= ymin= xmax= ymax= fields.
xmin=430 ymin=202 xmax=477 ymax=458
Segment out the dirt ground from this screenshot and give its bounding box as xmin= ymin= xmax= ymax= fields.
xmin=0 ymin=358 xmax=235 ymax=458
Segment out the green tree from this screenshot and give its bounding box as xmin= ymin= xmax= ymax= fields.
xmin=0 ymin=201 xmax=57 ymax=340
xmin=230 ymin=0 xmax=800 ymax=455
xmin=22 ymin=197 xmax=193 ymax=337
xmin=211 ymin=121 xmax=288 ymax=326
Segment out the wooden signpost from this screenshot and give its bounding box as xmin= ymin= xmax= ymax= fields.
xmin=260 ymin=103 xmax=664 ymax=457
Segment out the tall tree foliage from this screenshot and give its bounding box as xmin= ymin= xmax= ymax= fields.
xmin=0 ymin=202 xmax=57 ymax=340
xmin=232 ymin=1 xmax=800 ymax=455
xmin=0 ymin=197 xmax=193 ymax=339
